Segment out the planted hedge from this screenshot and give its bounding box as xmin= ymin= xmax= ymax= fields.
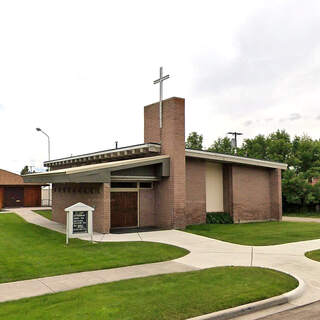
xmin=206 ymin=212 xmax=233 ymax=224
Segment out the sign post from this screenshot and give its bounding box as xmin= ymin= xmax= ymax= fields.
xmin=64 ymin=202 xmax=95 ymax=245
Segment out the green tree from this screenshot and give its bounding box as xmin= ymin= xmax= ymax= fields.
xmin=208 ymin=137 xmax=235 ymax=155
xmin=292 ymin=135 xmax=320 ymax=173
xmin=266 ymin=130 xmax=293 ymax=165
xmin=241 ymin=135 xmax=268 ymax=159
xmin=282 ymin=169 xmax=308 ymax=206
xmin=185 ymin=132 xmax=203 ymax=150
xmin=240 ymin=130 xmax=293 ymax=164
xmin=20 ymin=166 xmax=30 ymax=175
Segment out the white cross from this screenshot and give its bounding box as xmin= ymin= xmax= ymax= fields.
xmin=153 ymin=67 xmax=170 ymax=128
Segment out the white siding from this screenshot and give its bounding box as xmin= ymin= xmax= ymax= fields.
xmin=206 ymin=162 xmax=224 ymax=212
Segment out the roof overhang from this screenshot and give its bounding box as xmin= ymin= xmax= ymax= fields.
xmin=23 ymin=155 xmax=170 ymax=184
xmin=185 ymin=149 xmax=287 ymax=170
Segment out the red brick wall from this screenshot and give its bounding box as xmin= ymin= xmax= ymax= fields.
xmin=185 ymin=158 xmax=206 ymax=225
xmin=225 ymin=165 xmax=282 ymax=222
xmin=232 ymin=165 xmax=271 ymax=222
xmin=52 ymin=182 xmax=110 ymax=233
xmin=270 ymin=168 xmax=283 ymax=220
xmin=144 ymin=97 xmax=186 ymax=229
xmin=139 ymin=189 xmax=156 ymax=227
xmin=153 ymin=178 xmax=172 ymax=227
xmin=144 ymin=103 xmax=161 ymax=144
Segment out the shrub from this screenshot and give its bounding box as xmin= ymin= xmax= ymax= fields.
xmin=206 ymin=212 xmax=233 ymax=224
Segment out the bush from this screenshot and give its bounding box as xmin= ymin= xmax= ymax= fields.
xmin=206 ymin=212 xmax=233 ymax=224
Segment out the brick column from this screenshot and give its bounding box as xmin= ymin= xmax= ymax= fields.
xmin=103 ymin=183 xmax=111 ymax=233
xmin=93 ymin=183 xmax=110 ymax=233
xmin=270 ymin=168 xmax=282 ymax=221
xmin=223 ymin=164 xmax=234 ymax=220
xmin=144 ymin=97 xmax=186 ymax=229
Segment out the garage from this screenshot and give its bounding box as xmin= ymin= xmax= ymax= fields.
xmin=0 ymin=169 xmax=44 ymax=209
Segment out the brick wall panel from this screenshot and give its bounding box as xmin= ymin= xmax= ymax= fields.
xmin=185 ymin=158 xmax=206 ymax=225
xmin=232 ymin=165 xmax=273 ymax=222
xmin=52 ymin=182 xmax=110 ymax=233
xmin=139 ymin=189 xmax=156 ymax=227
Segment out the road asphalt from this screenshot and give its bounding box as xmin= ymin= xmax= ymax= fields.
xmin=259 ymin=300 xmax=320 ymax=320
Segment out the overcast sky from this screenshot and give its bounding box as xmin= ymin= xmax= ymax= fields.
xmin=1 ymin=0 xmax=320 ymax=173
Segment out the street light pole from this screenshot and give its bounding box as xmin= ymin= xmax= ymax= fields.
xmin=36 ymin=127 xmax=51 ymax=207
xmin=36 ymin=128 xmax=50 ymax=160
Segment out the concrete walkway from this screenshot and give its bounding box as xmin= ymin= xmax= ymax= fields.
xmin=2 ymin=208 xmax=320 ymax=320
xmin=283 ymin=216 xmax=320 ymax=223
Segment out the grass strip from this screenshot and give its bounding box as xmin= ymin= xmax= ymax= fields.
xmin=185 ymin=221 xmax=320 ymax=245
xmin=0 ymin=213 xmax=188 ymax=283
xmin=0 ymin=267 xmax=298 ymax=320
xmin=33 ymin=209 xmax=52 ymax=220
xmin=305 ymin=249 xmax=320 ymax=262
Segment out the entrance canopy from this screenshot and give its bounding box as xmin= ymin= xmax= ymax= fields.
xmin=23 ymin=155 xmax=170 ymax=184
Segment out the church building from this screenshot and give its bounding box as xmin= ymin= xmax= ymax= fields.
xmin=24 ymin=97 xmax=286 ymax=233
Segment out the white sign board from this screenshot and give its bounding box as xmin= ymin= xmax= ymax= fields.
xmin=64 ymin=202 xmax=95 ymax=244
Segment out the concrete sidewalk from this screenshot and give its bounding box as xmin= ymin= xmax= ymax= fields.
xmin=0 ymin=261 xmax=196 ymax=303
xmin=283 ymin=216 xmax=320 ymax=223
xmin=2 ymin=208 xmax=320 ymax=320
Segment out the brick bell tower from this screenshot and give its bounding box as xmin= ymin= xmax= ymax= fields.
xmin=144 ymin=97 xmax=186 ymax=229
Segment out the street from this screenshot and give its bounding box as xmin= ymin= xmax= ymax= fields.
xmin=261 ymin=301 xmax=320 ymax=320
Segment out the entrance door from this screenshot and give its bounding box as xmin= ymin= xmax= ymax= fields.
xmin=4 ymin=187 xmax=24 ymax=207
xmin=111 ymin=192 xmax=138 ymax=228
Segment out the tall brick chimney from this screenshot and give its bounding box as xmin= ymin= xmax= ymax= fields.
xmin=144 ymin=97 xmax=186 ymax=229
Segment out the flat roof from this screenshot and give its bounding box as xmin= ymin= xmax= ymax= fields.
xmin=185 ymin=149 xmax=287 ymax=170
xmin=43 ymin=142 xmax=287 ymax=171
xmin=44 ymin=143 xmax=161 ymax=167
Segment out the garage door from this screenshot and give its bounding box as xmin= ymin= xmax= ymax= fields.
xmin=4 ymin=187 xmax=24 ymax=207
xmin=24 ymin=187 xmax=41 ymax=207
xmin=0 ymin=187 xmax=3 ymax=209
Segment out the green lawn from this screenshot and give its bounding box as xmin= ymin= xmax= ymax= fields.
xmin=0 ymin=267 xmax=298 ymax=320
xmin=0 ymin=213 xmax=188 ymax=283
xmin=33 ymin=209 xmax=52 ymax=220
xmin=185 ymin=221 xmax=320 ymax=246
xmin=284 ymin=212 xmax=320 ymax=218
xmin=305 ymin=249 xmax=320 ymax=262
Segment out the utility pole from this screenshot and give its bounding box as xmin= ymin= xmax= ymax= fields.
xmin=227 ymin=132 xmax=243 ymax=150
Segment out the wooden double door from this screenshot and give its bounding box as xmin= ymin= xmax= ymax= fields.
xmin=111 ymin=192 xmax=138 ymax=228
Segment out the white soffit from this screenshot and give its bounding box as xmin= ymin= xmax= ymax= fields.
xmin=25 ymin=155 xmax=170 ymax=177
xmin=185 ymin=149 xmax=287 ymax=170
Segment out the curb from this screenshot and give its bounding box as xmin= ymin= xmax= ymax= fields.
xmin=187 ymin=272 xmax=305 ymax=320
